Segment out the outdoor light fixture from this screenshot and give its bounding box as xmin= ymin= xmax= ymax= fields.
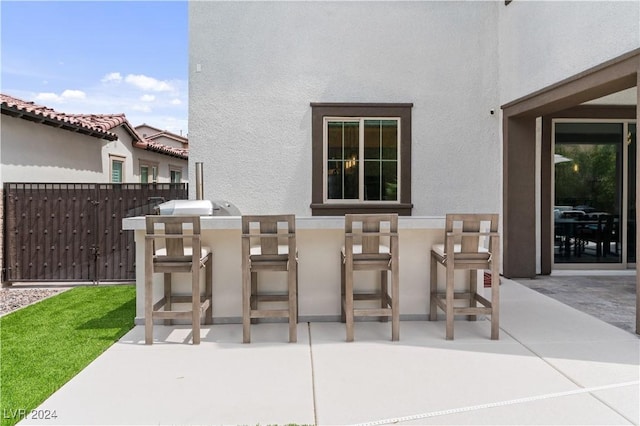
xmin=573 ymin=163 xmax=580 ymax=173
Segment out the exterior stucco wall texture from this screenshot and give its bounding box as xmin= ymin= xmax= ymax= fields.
xmin=189 ymin=1 xmax=501 ymax=215
xmin=102 ymin=127 xmax=136 ymax=183
xmin=153 ymin=136 xmax=185 ymax=150
xmin=1 ymin=115 xmax=107 ymax=182
xmin=1 ymin=117 xmax=187 ymax=184
xmin=498 ymin=0 xmax=640 ymax=105
xmin=113 ymin=127 xmax=189 ymax=184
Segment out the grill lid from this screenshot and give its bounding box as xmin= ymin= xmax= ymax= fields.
xmin=154 ymin=199 xmax=240 ymax=216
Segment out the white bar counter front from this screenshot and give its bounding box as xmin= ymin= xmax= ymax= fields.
xmin=124 ymin=215 xmax=451 ymax=324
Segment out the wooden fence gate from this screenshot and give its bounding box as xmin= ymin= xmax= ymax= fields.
xmin=2 ymin=183 xmax=188 ymax=283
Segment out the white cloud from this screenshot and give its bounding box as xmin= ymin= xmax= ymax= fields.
xmin=34 ymin=89 xmax=85 ymax=103
xmin=61 ymin=89 xmax=86 ymax=100
xmin=25 ymin=75 xmax=188 ymax=132
xmin=35 ymin=92 xmax=61 ymax=102
xmin=101 ymin=72 xmax=123 ymax=83
xmin=125 ymin=74 xmax=173 ymax=92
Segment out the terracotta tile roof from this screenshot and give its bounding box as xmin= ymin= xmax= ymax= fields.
xmin=0 ymin=93 xmax=119 ymax=140
xmin=133 ymin=123 xmax=188 ymax=158
xmin=68 ymin=113 xmax=129 ymax=133
xmin=134 ymin=140 xmax=189 ymax=159
xmin=147 ymin=131 xmax=189 ymax=145
xmin=1 ymin=93 xmax=189 ymax=160
xmin=135 ymin=123 xmax=188 ymax=146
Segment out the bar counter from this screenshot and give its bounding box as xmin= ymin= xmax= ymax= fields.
xmin=124 ymin=215 xmax=460 ymax=324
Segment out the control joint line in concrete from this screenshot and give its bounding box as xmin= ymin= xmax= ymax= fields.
xmin=307 ymin=322 xmax=319 ymax=426
xmin=352 ymin=381 xmax=639 ymax=426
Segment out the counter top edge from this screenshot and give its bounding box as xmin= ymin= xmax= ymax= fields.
xmin=123 ymin=216 xmax=446 ymax=230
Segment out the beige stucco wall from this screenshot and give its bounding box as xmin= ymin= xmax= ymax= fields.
xmin=190 ymin=1 xmax=638 ymax=216
xmin=0 ymin=115 xmax=188 ymax=186
xmin=136 ymin=124 xmax=187 ymax=151
xmin=1 ymin=115 xmax=108 ymax=182
xmin=132 ymin=149 xmax=189 ymax=184
xmin=498 ymin=0 xmax=640 ymax=105
xmin=135 ymin=124 xmax=161 ymax=138
xmin=149 ymin=134 xmax=186 ymax=150
xmin=190 ymin=1 xmax=501 ymax=216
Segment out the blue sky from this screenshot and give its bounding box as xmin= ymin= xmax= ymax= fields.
xmin=1 ymin=1 xmax=188 ymax=135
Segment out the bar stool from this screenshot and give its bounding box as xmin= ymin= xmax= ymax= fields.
xmin=430 ymin=213 xmax=500 ymax=340
xmin=341 ymin=213 xmax=399 ymax=342
xmin=241 ymin=215 xmax=297 ymax=343
xmin=144 ymin=215 xmax=213 ymax=345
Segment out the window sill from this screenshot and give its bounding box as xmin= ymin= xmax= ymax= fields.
xmin=310 ymin=203 xmax=413 ymax=216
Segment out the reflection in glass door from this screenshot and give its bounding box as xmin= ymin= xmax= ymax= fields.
xmin=554 ymin=122 xmax=623 ymax=264
xmin=628 ymin=123 xmax=636 ymax=263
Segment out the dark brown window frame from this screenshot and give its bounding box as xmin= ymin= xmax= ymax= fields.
xmin=310 ymin=103 xmax=413 ymax=216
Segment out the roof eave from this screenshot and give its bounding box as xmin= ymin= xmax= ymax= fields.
xmin=133 ymin=140 xmax=188 ymax=160
xmin=1 ymin=106 xmax=118 ymax=141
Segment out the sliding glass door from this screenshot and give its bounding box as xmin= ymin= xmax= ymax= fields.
xmin=553 ymin=120 xmax=635 ymax=267
xmin=628 ymin=123 xmax=636 ymax=264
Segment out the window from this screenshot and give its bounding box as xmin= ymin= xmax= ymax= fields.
xmin=110 ymin=156 xmax=125 ymax=183
xmin=140 ymin=161 xmax=158 ymax=183
xmin=311 ymin=103 xmax=412 ymax=215
xmin=326 ymin=118 xmax=399 ymax=202
xmin=170 ymin=167 xmax=182 ymax=183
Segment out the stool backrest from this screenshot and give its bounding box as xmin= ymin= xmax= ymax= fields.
xmin=145 ymin=215 xmax=200 ymax=262
xmin=345 ymin=213 xmax=398 ymax=254
xmin=444 ymin=213 xmax=498 ymax=256
xmin=241 ymin=215 xmax=296 ymax=256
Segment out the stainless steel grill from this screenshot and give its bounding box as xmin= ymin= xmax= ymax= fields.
xmin=154 ymin=199 xmax=240 ymax=216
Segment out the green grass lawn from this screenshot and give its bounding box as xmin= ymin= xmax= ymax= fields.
xmin=1 ymin=285 xmax=135 ymax=426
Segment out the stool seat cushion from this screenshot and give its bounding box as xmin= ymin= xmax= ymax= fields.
xmin=155 ymin=246 xmax=211 ymax=259
xmin=341 ymin=244 xmax=390 ymax=256
xmin=250 ymin=244 xmax=290 ymax=256
xmin=431 ymin=243 xmax=488 ymax=258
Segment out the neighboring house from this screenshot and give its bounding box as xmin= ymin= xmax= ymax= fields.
xmin=0 ymin=93 xmax=189 ymax=274
xmin=189 ymin=1 xmax=639 ymax=278
xmin=0 ymin=93 xmax=188 ymax=185
xmin=135 ymin=123 xmax=189 ymax=184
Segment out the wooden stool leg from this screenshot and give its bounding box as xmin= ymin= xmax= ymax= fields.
xmin=251 ymin=272 xmax=258 ymax=325
xmin=144 ymin=258 xmax=154 ymax=345
xmin=445 ymin=264 xmax=454 ymax=340
xmin=491 ymin=265 xmax=500 ymax=340
xmin=340 ymin=256 xmax=346 ymax=323
xmin=288 ymin=261 xmax=297 ymax=343
xmin=345 ymin=262 xmax=354 ymax=342
xmin=164 ymin=273 xmax=172 ymax=325
xmin=391 ymin=262 xmax=400 ymax=342
xmin=468 ymin=269 xmax=477 ymax=322
xmin=192 ymin=266 xmax=201 ymax=345
xmin=205 ymin=254 xmax=213 ymax=325
xmin=242 ymin=247 xmax=251 ymax=344
xmin=429 ymin=254 xmax=438 ymax=321
xmin=380 ymin=270 xmax=388 ymax=323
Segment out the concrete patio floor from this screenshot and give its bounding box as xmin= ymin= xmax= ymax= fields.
xmin=21 ymin=278 xmax=639 ymax=425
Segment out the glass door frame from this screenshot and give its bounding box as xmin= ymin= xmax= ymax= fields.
xmin=551 ymin=118 xmax=636 ymax=270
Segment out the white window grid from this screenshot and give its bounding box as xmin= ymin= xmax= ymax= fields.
xmin=322 ymin=116 xmax=401 ymax=203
